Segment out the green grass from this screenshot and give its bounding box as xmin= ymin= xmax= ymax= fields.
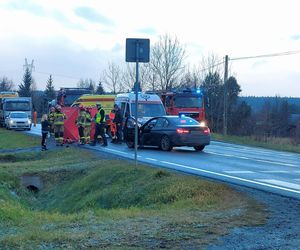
xmin=212 ymin=133 xmax=300 ymax=154
xmin=0 ymin=128 xmax=39 ymax=149
xmin=0 ymin=130 xmax=267 ymax=248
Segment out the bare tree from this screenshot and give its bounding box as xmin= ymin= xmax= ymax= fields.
xmin=0 ymin=76 xmax=14 ymax=91
xmin=121 ymin=63 xmax=151 ymax=92
xmin=102 ymin=62 xmax=123 ymax=94
xmin=179 ymin=65 xmax=202 ymax=89
xmin=198 ymin=53 xmax=223 ymax=84
xmin=150 ymin=34 xmax=186 ymax=91
xmin=77 ymin=78 xmax=96 ymax=92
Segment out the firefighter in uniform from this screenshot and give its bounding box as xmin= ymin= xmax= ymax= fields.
xmin=48 ymin=106 xmax=55 ymax=137
xmin=53 ymin=105 xmax=67 ymax=146
xmin=91 ymin=103 xmax=107 ymax=146
xmin=75 ymin=106 xmax=86 ymax=145
xmin=84 ymin=107 xmax=92 ymax=144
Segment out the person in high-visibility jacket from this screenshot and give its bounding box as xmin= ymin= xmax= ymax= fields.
xmin=109 ymin=109 xmax=117 ymax=143
xmin=91 ymin=103 xmax=107 ymax=146
xmin=75 ymin=106 xmax=86 ymax=145
xmin=53 ymin=105 xmax=67 ymax=146
xmin=84 ymin=107 xmax=92 ymax=144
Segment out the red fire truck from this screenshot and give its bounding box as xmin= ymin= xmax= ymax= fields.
xmin=158 ymin=89 xmax=206 ymax=124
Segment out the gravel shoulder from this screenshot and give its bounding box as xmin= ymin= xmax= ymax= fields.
xmin=207 ymin=184 xmax=300 ymax=250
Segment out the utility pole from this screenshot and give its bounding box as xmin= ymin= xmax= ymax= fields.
xmin=223 ymin=55 xmax=229 ymax=135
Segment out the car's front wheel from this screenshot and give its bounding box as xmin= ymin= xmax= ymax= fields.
xmin=194 ymin=145 xmax=205 ymax=151
xmin=160 ymin=135 xmax=172 ymax=151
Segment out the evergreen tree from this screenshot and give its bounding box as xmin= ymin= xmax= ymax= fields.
xmin=95 ymin=81 xmax=105 ymax=94
xmin=225 ymin=76 xmax=242 ymax=134
xmin=44 ymin=75 xmax=56 ymax=100
xmin=18 ymin=68 xmax=33 ymax=97
xmin=201 ymin=72 xmax=223 ymax=132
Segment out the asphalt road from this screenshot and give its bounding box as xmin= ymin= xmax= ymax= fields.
xmin=27 ymin=125 xmax=300 ymax=200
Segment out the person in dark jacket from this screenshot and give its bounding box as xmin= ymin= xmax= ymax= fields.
xmin=113 ymin=104 xmax=123 ymax=143
xmin=41 ymin=114 xmax=50 ymax=151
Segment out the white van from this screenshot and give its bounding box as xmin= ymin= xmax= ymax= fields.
xmin=115 ymin=92 xmax=166 ymax=124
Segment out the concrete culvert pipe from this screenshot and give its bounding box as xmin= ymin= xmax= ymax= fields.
xmin=21 ymin=175 xmax=43 ymax=193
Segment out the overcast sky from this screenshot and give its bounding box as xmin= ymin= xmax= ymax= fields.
xmin=0 ymin=0 xmax=300 ymax=97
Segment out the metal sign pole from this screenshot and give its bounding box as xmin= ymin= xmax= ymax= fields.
xmin=134 ymin=42 xmax=139 ymax=167
xmin=125 ymin=38 xmax=149 ymax=167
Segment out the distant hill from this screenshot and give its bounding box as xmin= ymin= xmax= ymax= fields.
xmin=238 ymin=96 xmax=300 ymax=113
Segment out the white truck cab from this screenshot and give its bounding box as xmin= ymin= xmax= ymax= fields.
xmin=115 ymin=92 xmax=166 ymax=124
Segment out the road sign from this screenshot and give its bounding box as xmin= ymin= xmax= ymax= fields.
xmin=126 ymin=38 xmax=150 ymax=62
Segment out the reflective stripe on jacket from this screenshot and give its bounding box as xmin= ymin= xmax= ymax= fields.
xmin=53 ymin=112 xmax=66 ymax=125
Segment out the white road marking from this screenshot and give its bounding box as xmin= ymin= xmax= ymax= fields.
xmin=159 ymin=161 xmax=300 ymax=194
xmin=105 ymin=148 xmax=128 ymax=155
xmin=206 ymin=151 xmax=298 ymax=167
xmin=224 ymin=171 xmax=255 ymax=174
xmin=145 ymin=158 xmax=158 ymax=161
xmin=260 ymin=170 xmax=289 ymax=173
xmin=256 ymin=179 xmax=300 ymax=191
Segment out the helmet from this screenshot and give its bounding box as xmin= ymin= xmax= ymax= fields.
xmin=50 ymin=107 xmax=55 ymax=112
xmin=96 ymin=103 xmax=102 ymax=109
xmin=55 ymin=105 xmax=61 ymax=111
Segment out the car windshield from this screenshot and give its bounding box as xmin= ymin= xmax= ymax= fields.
xmin=5 ymin=101 xmax=31 ymax=111
xmin=131 ymin=103 xmax=166 ymax=118
xmin=173 ymin=96 xmax=202 ymax=108
xmin=170 ymin=117 xmax=199 ymax=125
xmin=10 ymin=113 xmax=28 ymax=118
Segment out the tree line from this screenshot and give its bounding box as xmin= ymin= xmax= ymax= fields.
xmin=1 ymin=34 xmax=299 ymax=142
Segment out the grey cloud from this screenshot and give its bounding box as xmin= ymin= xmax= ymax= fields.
xmin=51 ymin=10 xmax=85 ymax=31
xmin=4 ymin=0 xmax=45 ymax=16
xmin=291 ymin=34 xmax=300 ymax=40
xmin=74 ymin=6 xmax=114 ymax=26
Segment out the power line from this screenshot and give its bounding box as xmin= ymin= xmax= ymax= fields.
xmin=230 ymin=49 xmax=300 ymax=61
xmin=35 ymin=70 xmax=81 ymax=80
xmin=198 ymin=60 xmax=224 ymax=72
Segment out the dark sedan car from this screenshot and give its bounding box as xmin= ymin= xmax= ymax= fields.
xmin=124 ymin=116 xmax=210 ymax=151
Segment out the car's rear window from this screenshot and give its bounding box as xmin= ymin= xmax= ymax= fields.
xmin=170 ymin=117 xmax=199 ymax=125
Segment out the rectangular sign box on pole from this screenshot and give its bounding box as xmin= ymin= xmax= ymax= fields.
xmin=126 ymin=38 xmax=150 ymax=63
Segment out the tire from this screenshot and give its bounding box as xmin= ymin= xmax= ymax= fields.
xmin=194 ymin=145 xmax=205 ymax=151
xmin=160 ymin=135 xmax=172 ymax=151
xmin=126 ymin=140 xmax=134 ymax=148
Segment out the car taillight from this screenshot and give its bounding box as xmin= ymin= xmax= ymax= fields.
xmin=176 ymin=128 xmax=190 ymax=134
xmin=203 ymin=127 xmax=210 ymax=135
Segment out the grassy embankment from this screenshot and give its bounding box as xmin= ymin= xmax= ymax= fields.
xmin=0 ymin=128 xmax=39 ymax=149
xmin=212 ymin=133 xmax=300 ymax=154
xmin=0 ymin=129 xmax=267 ymax=248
